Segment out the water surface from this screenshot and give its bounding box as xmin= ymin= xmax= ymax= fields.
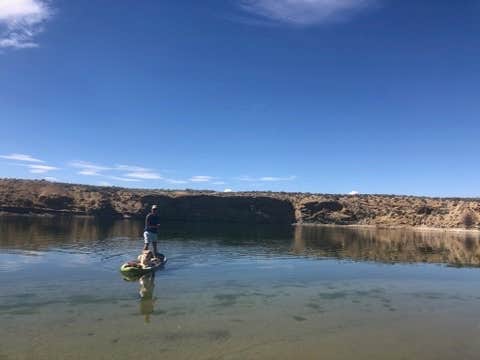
xmin=1 ymin=217 xmax=480 ymax=359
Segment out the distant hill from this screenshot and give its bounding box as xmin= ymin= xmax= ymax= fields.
xmin=0 ymin=179 xmax=479 ymax=230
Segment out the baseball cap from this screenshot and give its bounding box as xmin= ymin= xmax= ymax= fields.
xmin=152 ymin=205 xmax=158 ymax=210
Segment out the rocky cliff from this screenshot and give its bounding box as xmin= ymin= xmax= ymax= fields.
xmin=0 ymin=179 xmax=479 ymax=229
xmin=0 ymin=179 xmax=295 ymax=224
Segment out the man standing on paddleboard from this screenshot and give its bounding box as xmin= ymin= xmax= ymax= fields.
xmin=143 ymin=205 xmax=160 ymax=255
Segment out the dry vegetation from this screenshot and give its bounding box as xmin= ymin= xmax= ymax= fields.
xmin=293 ymin=193 xmax=480 ymax=229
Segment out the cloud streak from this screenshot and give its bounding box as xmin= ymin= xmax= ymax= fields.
xmin=124 ymin=171 xmax=162 ymax=180
xmin=78 ymin=169 xmax=101 ymax=176
xmin=189 ymin=175 xmax=214 ymax=183
xmin=259 ymin=176 xmax=296 ymax=182
xmin=69 ymin=161 xmax=161 ymax=181
xmin=164 ymin=178 xmax=188 ymax=185
xmin=68 ymin=162 xmax=222 ymax=186
xmin=3 ymin=153 xmax=298 ymax=190
xmin=69 ymin=160 xmax=111 ymax=176
xmin=115 ymin=164 xmax=150 ymax=172
xmin=0 ymin=0 xmax=53 ymax=49
xmin=1 ymin=152 xmax=59 ymax=175
xmin=237 ymin=0 xmax=375 ymax=25
xmin=109 ymin=176 xmax=142 ymax=182
xmin=27 ymin=164 xmax=58 ymax=173
xmin=238 ymin=175 xmax=296 ymax=182
xmin=0 ymin=153 xmax=44 ymax=162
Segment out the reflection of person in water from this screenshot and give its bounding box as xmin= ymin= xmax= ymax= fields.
xmin=139 ymin=273 xmax=155 ymax=323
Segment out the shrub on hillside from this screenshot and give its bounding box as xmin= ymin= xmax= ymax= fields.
xmin=462 ymin=212 xmax=476 ymax=229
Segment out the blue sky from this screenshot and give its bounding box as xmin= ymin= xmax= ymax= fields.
xmin=0 ymin=0 xmax=479 ymax=196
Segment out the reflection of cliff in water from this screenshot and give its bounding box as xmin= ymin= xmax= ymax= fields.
xmin=0 ymin=216 xmax=293 ymax=251
xmin=0 ymin=216 xmax=145 ymax=250
xmin=293 ymin=226 xmax=480 ymax=267
xmin=2 ymin=216 xmax=480 ymax=267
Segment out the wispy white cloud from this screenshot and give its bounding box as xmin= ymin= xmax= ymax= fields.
xmin=108 ymin=176 xmax=142 ymax=182
xmin=259 ymin=176 xmax=296 ymax=182
xmin=27 ymin=164 xmax=58 ymax=174
xmin=98 ymin=181 xmax=112 ymax=187
xmin=69 ymin=160 xmax=163 ymax=181
xmin=212 ymin=181 xmax=226 ymax=185
xmin=115 ymin=164 xmax=150 ymax=172
xmin=224 ymin=188 xmax=233 ymax=193
xmin=189 ymin=175 xmax=214 ymax=183
xmin=44 ymin=176 xmax=58 ymax=182
xmin=164 ymin=178 xmax=188 ymax=185
xmin=69 ymin=161 xmax=111 ymax=176
xmin=0 ymin=153 xmax=44 ymax=162
xmin=237 ymin=176 xmax=256 ymax=182
xmin=78 ymin=169 xmax=100 ymax=176
xmin=124 ymin=171 xmax=162 ymax=180
xmin=0 ymin=0 xmax=53 ymax=49
xmin=117 ymin=165 xmax=163 ymax=180
xmin=238 ymin=175 xmax=296 ymax=182
xmin=237 ymin=0 xmax=375 ymax=25
xmin=1 ymin=153 xmax=60 ymax=175
xmin=69 ymin=161 xmax=110 ymax=170
xmin=348 ymin=190 xmax=359 ymax=195
xmin=70 ymin=160 xmax=110 ymax=170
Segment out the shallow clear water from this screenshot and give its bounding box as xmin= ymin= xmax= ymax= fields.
xmin=1 ymin=216 xmax=480 ymax=360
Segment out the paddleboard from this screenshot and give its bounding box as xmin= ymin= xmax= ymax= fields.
xmin=120 ymin=253 xmax=167 ymax=277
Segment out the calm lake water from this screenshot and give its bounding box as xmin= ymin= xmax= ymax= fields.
xmin=1 ymin=216 xmax=480 ymax=360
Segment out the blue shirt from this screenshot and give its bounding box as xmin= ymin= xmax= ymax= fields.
xmin=145 ymin=213 xmax=160 ymax=233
